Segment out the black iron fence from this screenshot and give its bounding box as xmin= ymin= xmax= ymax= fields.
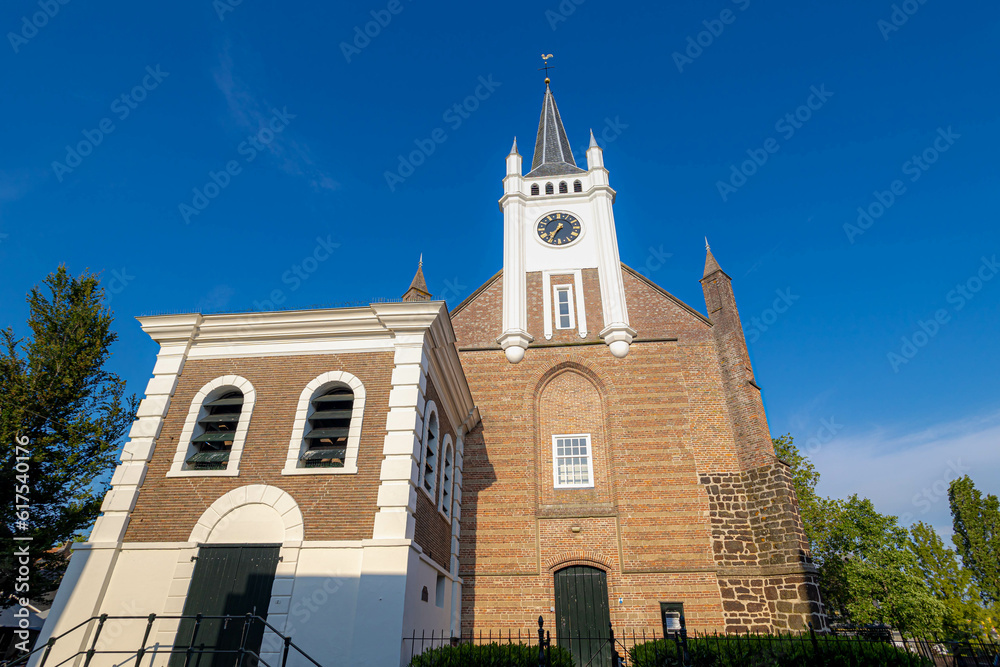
xmin=0 ymin=614 xmax=323 ymax=667
xmin=403 ymin=618 xmax=1000 ymax=667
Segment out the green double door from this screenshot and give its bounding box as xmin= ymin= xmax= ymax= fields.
xmin=554 ymin=566 xmax=613 ymax=667
xmin=172 ymin=545 xmax=281 ymax=667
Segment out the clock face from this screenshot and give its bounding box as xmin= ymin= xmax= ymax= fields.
xmin=536 ymin=213 xmax=582 ymax=246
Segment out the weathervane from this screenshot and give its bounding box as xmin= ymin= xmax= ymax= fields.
xmin=538 ymin=53 xmax=554 ymax=84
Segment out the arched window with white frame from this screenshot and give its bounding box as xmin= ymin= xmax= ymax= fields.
xmin=439 ymin=435 xmax=454 ymax=518
xmin=282 ymin=371 xmax=366 ymax=475
xmin=168 ymin=375 xmax=256 ymax=478
xmin=419 ymin=402 xmax=439 ymax=499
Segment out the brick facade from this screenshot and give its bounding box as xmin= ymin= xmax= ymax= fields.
xmin=124 ymin=352 xmax=394 ymax=543
xmin=451 ymin=260 xmax=825 ymax=634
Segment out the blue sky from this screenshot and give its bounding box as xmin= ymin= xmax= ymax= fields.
xmin=2 ymin=0 xmax=998 ymax=536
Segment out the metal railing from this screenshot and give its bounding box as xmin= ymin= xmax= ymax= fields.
xmin=1 ymin=614 xmax=323 ymax=667
xmin=403 ymin=618 xmax=1000 ymax=667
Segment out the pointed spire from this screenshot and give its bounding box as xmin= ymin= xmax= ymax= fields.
xmin=526 ymin=83 xmax=586 ymax=178
xmin=589 ymin=129 xmax=598 ymax=148
xmin=402 ymin=256 xmax=431 ymax=302
xmin=703 ymin=240 xmax=724 ymax=279
xmin=510 ymin=137 xmax=519 ymax=155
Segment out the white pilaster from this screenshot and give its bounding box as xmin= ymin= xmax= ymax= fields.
xmin=372 ymin=334 xmax=427 ymax=540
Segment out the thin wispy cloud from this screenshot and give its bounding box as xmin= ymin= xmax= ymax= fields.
xmin=212 ymin=40 xmax=339 ymax=193
xmin=0 ymin=168 xmax=48 ymax=204
xmin=809 ymin=411 xmax=1000 ymax=538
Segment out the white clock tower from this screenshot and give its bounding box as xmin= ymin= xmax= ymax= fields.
xmin=496 ymin=80 xmax=635 ymax=363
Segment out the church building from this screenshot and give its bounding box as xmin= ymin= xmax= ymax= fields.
xmin=33 ymin=79 xmax=824 ymax=667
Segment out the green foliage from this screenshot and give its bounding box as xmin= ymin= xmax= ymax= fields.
xmin=908 ymin=521 xmax=988 ymax=639
xmin=773 ymin=435 xmax=962 ymax=635
xmin=408 ymin=642 xmax=575 ymax=667
xmin=949 ymin=476 xmax=1000 ymax=606
xmin=1 ymin=267 xmax=137 ymax=604
xmin=816 ymin=496 xmax=944 ymax=635
xmin=629 ymin=635 xmax=932 ymax=667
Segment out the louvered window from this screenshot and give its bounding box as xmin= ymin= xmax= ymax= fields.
xmin=440 ymin=441 xmax=454 ymax=518
xmin=421 ymin=412 xmax=439 ymax=497
xmin=559 ymin=181 xmax=568 ymax=194
xmin=531 ymin=184 xmax=540 ymax=196
xmin=302 ymin=387 xmax=354 ymax=468
xmin=187 ymin=391 xmax=242 ymax=470
xmin=545 ymin=182 xmax=554 ymax=195
xmin=574 ymin=180 xmax=582 ymax=193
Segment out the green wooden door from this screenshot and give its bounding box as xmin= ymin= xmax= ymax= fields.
xmin=172 ymin=545 xmax=280 ymax=667
xmin=554 ymin=566 xmax=612 ymax=667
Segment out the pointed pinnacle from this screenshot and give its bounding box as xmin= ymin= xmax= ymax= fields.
xmin=703 ymin=243 xmax=723 ymax=279
xmin=510 ymin=137 xmax=519 ymax=155
xmin=589 ymin=129 xmax=598 ymax=149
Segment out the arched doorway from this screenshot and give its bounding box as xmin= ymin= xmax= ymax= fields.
xmin=554 ymin=565 xmax=612 ymax=667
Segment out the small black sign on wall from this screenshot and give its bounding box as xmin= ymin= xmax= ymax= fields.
xmin=660 ymin=602 xmax=685 ymax=636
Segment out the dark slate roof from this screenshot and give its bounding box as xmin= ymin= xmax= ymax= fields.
xmin=527 ymin=83 xmax=586 ymax=179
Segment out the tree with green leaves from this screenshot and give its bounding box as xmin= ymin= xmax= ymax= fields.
xmin=908 ymin=521 xmax=987 ymax=639
xmin=817 ymin=496 xmax=944 ymax=635
xmin=1 ymin=267 xmax=136 ymax=606
xmin=949 ymin=476 xmax=1000 ymax=608
xmin=773 ymin=435 xmax=948 ymax=634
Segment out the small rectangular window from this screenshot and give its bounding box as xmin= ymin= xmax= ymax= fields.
xmin=552 ymin=434 xmax=594 ymax=488
xmin=553 ymin=285 xmax=575 ymax=330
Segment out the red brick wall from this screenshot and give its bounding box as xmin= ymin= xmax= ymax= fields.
xmin=124 ymin=353 xmax=393 ymax=542
xmin=451 ymin=263 xmax=822 ymax=634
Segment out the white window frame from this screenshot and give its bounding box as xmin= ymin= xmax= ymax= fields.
xmin=553 ymin=284 xmax=575 ymax=330
xmin=551 ymin=433 xmax=595 ymax=489
xmin=282 ymin=371 xmax=365 ymax=475
xmin=419 ymin=401 xmax=439 ymax=501
xmin=438 ymin=435 xmax=454 ymax=518
xmin=167 ymin=375 xmax=256 ymax=478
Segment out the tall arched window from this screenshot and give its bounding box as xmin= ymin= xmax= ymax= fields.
xmin=302 ymin=387 xmax=354 ymax=468
xmin=188 ymin=390 xmax=244 ymax=470
xmin=439 ymin=436 xmax=454 ymax=518
xmin=282 ymin=371 xmax=366 ymax=476
xmin=531 ymin=184 xmax=540 ymax=196
xmin=420 ymin=404 xmax=439 ymax=498
xmin=168 ymin=375 xmax=255 ymax=478
xmin=559 ymin=181 xmax=568 ymax=193
xmin=545 ymin=182 xmax=554 ymax=195
xmin=573 ymin=180 xmax=583 ymax=193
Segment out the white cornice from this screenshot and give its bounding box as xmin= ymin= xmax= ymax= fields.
xmin=137 ymin=302 xmax=455 ymax=349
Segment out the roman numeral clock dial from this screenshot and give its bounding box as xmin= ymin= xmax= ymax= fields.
xmin=536 ymin=213 xmax=582 ymax=246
